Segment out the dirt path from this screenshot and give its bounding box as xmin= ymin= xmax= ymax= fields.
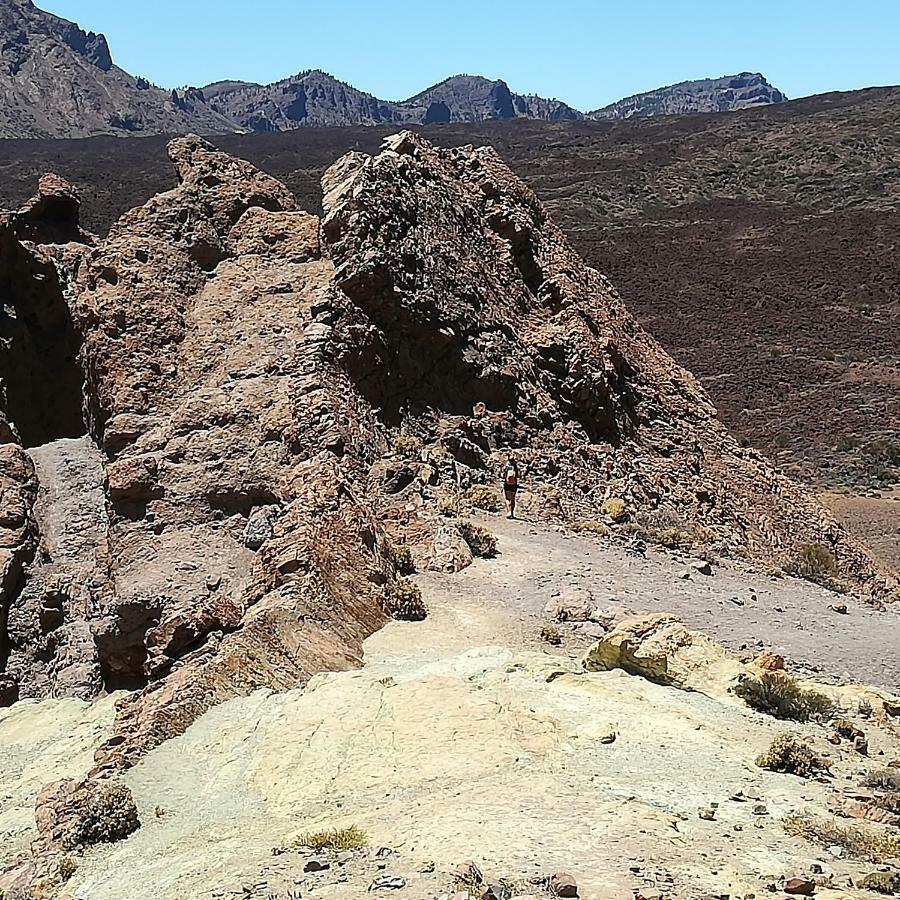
xmin=394 ymin=515 xmax=900 ymax=692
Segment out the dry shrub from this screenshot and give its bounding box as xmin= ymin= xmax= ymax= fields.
xmin=393 ymin=434 xmax=423 ymax=457
xmin=574 ymin=520 xmax=610 ymax=536
xmin=72 ymin=782 xmax=140 ymax=847
xmin=865 ymin=769 xmax=900 ymax=793
xmin=390 ymin=544 xmax=416 ymax=575
xmin=458 ymin=521 xmax=498 ymax=558
xmin=58 ymin=855 xmax=78 ymax=881
xmin=786 ymin=543 xmax=843 ymax=590
xmin=436 ymin=492 xmax=460 ymax=517
xmin=540 ymin=624 xmax=562 ymax=645
xmin=293 ymin=825 xmax=368 ymax=852
xmin=466 ymin=484 xmax=502 ymax=513
xmin=756 ymin=733 xmax=829 ymax=778
xmin=860 ymin=872 xmax=900 ymax=895
xmin=784 ymin=812 xmax=900 ymax=863
xmin=384 ymin=578 xmax=427 ymax=621
xmin=734 ymin=672 xmax=836 ymax=722
xmin=601 ymin=498 xmax=628 ymax=522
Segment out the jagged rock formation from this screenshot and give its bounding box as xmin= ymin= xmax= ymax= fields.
xmin=0 ymin=0 xmax=237 ymax=138
xmin=205 ymin=71 xmax=584 ymax=131
xmin=589 ymin=72 xmax=787 ymax=119
xmin=0 ymin=130 xmax=894 ymax=782
xmin=392 ymin=74 xmax=583 ymax=124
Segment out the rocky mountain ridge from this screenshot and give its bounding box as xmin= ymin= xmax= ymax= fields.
xmin=0 ymin=0 xmax=786 ymax=137
xmin=590 ymin=72 xmax=788 ymax=119
xmin=0 ymin=0 xmax=236 ymax=138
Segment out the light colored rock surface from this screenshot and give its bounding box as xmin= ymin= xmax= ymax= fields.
xmin=0 ymin=695 xmax=119 ymax=868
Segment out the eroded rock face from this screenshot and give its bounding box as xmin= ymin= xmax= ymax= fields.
xmin=0 ymin=131 xmax=895 ymax=779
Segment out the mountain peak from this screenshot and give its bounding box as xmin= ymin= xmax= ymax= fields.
xmin=590 ymin=71 xmax=787 ymax=119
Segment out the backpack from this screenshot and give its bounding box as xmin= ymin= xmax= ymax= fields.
xmin=504 ymin=464 xmax=518 ymax=487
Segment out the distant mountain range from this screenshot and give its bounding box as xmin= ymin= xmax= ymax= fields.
xmin=0 ymin=0 xmax=788 ymax=139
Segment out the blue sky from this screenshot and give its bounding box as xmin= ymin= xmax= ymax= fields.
xmin=40 ymin=0 xmax=900 ymax=109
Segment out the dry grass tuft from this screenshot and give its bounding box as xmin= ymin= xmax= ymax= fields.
xmin=389 ymin=543 xmax=416 ymax=575
xmin=458 ymin=521 xmax=498 ymax=558
xmin=540 ymin=624 xmax=562 ymax=645
xmin=292 ymin=825 xmax=368 ymax=852
xmin=393 ymin=434 xmax=423 ymax=457
xmin=784 ymin=812 xmax=900 ymax=863
xmin=756 ymin=733 xmax=829 ymax=778
xmin=864 ymin=769 xmax=900 ymax=793
xmin=734 ymin=672 xmax=836 ymax=722
xmin=601 ymin=498 xmax=628 ymax=522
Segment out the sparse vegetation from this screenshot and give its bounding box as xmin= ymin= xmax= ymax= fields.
xmin=393 ymin=434 xmax=423 ymax=457
xmin=389 ymin=543 xmax=416 ymax=575
xmin=755 ymin=733 xmax=829 ymax=778
xmin=574 ymin=520 xmax=610 ymax=536
xmin=58 ymin=855 xmax=79 ymax=881
xmin=292 ymin=825 xmax=368 ymax=852
xmin=72 ymin=782 xmax=140 ymax=847
xmin=458 ymin=521 xmax=498 ymax=558
xmin=436 ymin=492 xmax=461 ymax=518
xmin=384 ymin=578 xmax=427 ymax=621
xmin=860 ymin=872 xmax=900 ymax=895
xmin=864 ymin=769 xmax=900 ymax=793
xmin=466 ymin=485 xmax=502 ymax=513
xmin=784 ymin=812 xmax=900 ymax=863
xmin=539 ymin=624 xmax=562 ymax=645
xmin=601 ymin=498 xmax=628 ymax=522
xmin=785 ymin=543 xmax=844 ymax=591
xmin=735 ymin=672 xmax=836 ymax=722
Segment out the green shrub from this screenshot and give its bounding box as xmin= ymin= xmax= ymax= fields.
xmin=458 ymin=521 xmax=498 ymax=558
xmin=466 ymin=485 xmax=502 ymax=513
xmin=384 ymin=578 xmax=427 ymax=621
xmin=292 ymin=825 xmax=368 ymax=852
xmin=735 ymin=672 xmax=836 ymax=722
xmin=390 ymin=544 xmax=416 ymax=575
xmin=756 ymin=733 xmax=828 ymax=778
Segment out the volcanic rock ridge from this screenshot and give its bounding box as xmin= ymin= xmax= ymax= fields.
xmin=0 ymin=129 xmax=894 ymax=781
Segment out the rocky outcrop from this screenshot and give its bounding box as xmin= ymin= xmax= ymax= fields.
xmin=590 ymin=72 xmax=787 ymax=119
xmin=0 ymin=0 xmax=237 ymax=138
xmin=0 ymin=129 xmax=895 ymax=779
xmin=206 ymin=71 xmax=584 ymax=131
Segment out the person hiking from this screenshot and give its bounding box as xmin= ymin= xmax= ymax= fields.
xmin=501 ymin=456 xmax=520 ymax=519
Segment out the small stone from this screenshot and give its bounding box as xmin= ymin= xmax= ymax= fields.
xmin=826 ymin=845 xmax=843 ymax=859
xmin=304 ymin=859 xmax=330 ymax=873
xmin=599 ymin=731 xmax=617 ymax=745
xmin=690 ymin=559 xmax=713 ymax=576
xmin=368 ymin=875 xmax=407 ymax=891
xmin=828 ymin=603 xmax=848 ymax=615
xmin=547 ymin=872 xmax=578 ymax=897
xmin=784 ymin=878 xmax=815 ymax=895
xmin=453 ymin=861 xmax=484 ymax=886
xmin=698 ymin=806 xmax=717 ymax=820
xmin=752 ymin=803 xmax=769 ymax=816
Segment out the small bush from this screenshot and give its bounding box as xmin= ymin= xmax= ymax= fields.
xmin=390 ymin=544 xmax=416 ymax=575
xmin=458 ymin=521 xmax=498 ymax=558
xmin=393 ymin=434 xmax=423 ymax=457
xmin=436 ymin=492 xmax=460 ymax=518
xmin=574 ymin=520 xmax=610 ymax=536
xmin=466 ymin=485 xmax=502 ymax=513
xmin=540 ymin=624 xmax=562 ymax=645
xmin=756 ymin=733 xmax=828 ymax=778
xmin=734 ymin=672 xmax=836 ymax=722
xmin=384 ymin=578 xmax=427 ymax=621
xmin=602 ymin=498 xmax=628 ymax=522
xmin=864 ymin=769 xmax=900 ymax=793
xmin=72 ymin=782 xmax=140 ymax=847
xmin=58 ymin=855 xmax=79 ymax=881
xmin=784 ymin=812 xmax=900 ymax=863
xmin=860 ymin=872 xmax=900 ymax=895
xmin=293 ymin=825 xmax=368 ymax=852
xmin=788 ymin=543 xmax=837 ymax=580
